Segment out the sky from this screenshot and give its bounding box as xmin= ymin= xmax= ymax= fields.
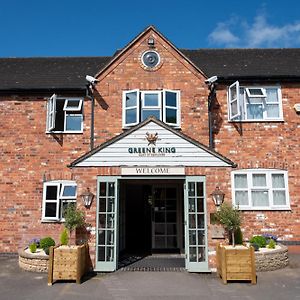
xmin=0 ymin=0 xmax=300 ymax=57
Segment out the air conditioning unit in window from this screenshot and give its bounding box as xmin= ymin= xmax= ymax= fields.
xmin=294 ymin=103 xmax=300 ymax=112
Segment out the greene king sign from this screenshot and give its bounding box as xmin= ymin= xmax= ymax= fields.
xmin=128 ymin=132 xmax=176 ymax=157
xmin=128 ymin=146 xmax=176 ymax=156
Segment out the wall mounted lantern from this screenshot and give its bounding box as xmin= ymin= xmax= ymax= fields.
xmin=211 ymin=186 xmax=225 ymax=208
xmin=80 ymin=188 xmax=94 ymax=208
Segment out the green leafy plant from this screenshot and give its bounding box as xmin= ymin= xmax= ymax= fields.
xmin=60 ymin=228 xmax=69 ymax=246
xmin=64 ymin=203 xmax=85 ymax=245
xmin=267 ymin=239 xmax=276 ymax=249
xmin=249 ymin=235 xmax=267 ymax=248
xmin=215 ymin=202 xmax=241 ymax=247
xmin=29 ymin=242 xmax=37 ymax=253
xmin=40 ymin=237 xmax=55 ymax=255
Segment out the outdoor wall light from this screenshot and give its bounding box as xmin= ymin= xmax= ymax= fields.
xmin=80 ymin=188 xmax=94 ymax=208
xmin=211 ymin=186 xmax=225 ymax=208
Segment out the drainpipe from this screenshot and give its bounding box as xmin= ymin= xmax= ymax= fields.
xmin=85 ymin=75 xmax=98 ymax=151
xmin=86 ymin=84 xmax=95 ymax=150
xmin=205 ymin=76 xmax=218 ymax=150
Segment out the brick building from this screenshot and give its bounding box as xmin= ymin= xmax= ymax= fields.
xmin=0 ymin=26 xmax=299 ymax=272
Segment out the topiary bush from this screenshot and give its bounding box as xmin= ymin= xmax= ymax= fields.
xmin=215 ymin=202 xmax=241 ymax=246
xmin=60 ymin=228 xmax=69 ymax=246
xmin=64 ymin=203 xmax=85 ymax=245
xmin=249 ymin=235 xmax=267 ymax=248
xmin=40 ymin=237 xmax=55 ymax=255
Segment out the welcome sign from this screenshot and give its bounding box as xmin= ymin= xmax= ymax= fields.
xmin=121 ymin=167 xmax=185 ymax=175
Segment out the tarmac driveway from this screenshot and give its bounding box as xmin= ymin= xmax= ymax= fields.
xmin=1 ymin=254 xmax=300 ymax=300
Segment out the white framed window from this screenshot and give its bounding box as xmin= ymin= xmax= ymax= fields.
xmin=232 ymin=169 xmax=290 ymax=210
xmin=122 ymin=89 xmax=180 ymax=128
xmin=46 ymin=95 xmax=83 ymax=133
xmin=141 ymin=91 xmax=162 ymax=121
xmin=42 ymin=181 xmax=77 ymax=221
xmin=163 ymin=89 xmax=180 ymax=126
xmin=227 ymin=82 xmax=283 ymax=121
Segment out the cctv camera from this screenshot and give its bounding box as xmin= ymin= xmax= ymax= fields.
xmin=86 ymin=75 xmax=98 ymax=85
xmin=205 ymin=76 xmax=218 ymax=84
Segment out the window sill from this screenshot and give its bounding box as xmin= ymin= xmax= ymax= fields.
xmin=228 ymin=119 xmax=284 ymax=123
xmin=238 ymin=207 xmax=291 ymax=211
xmin=45 ymin=131 xmax=83 ymax=134
xmin=41 ymin=219 xmax=64 ymax=223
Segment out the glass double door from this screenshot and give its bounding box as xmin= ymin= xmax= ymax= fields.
xmin=152 ymin=185 xmax=179 ymax=251
xmin=95 ymin=177 xmax=208 ymax=272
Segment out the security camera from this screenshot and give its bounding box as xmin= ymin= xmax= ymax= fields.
xmin=86 ymin=75 xmax=98 ymax=85
xmin=205 ymin=76 xmax=218 ymax=84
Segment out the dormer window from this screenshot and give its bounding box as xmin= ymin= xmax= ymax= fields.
xmin=122 ymin=89 xmax=180 ymax=128
xmin=228 ymin=82 xmax=283 ymax=121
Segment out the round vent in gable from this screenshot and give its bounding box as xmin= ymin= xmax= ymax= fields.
xmin=141 ymin=50 xmax=160 ymax=68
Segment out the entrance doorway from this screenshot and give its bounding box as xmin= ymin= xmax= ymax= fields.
xmin=119 ymin=180 xmax=184 ymax=257
xmin=94 ymin=176 xmax=209 ymax=272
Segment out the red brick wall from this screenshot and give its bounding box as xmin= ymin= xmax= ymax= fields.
xmin=0 ymin=28 xmax=299 ymax=265
xmin=213 ymin=85 xmax=300 ymax=242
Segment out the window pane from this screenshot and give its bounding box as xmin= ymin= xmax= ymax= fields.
xmin=272 ymin=174 xmax=285 ymax=188
xmin=266 ymin=104 xmax=279 ymax=118
xmin=198 ymin=230 xmax=205 ymax=245
xmin=126 ymin=92 xmax=137 ymax=107
xmin=266 ymin=88 xmax=278 ymax=103
xmin=253 ymin=174 xmax=266 ymax=186
xmin=166 ymin=91 xmax=177 ymax=107
xmin=189 ymin=230 xmax=196 ymax=245
xmin=142 ymin=109 xmax=160 ymax=120
xmin=45 ymin=203 xmax=57 ymax=217
xmin=188 ymin=182 xmax=195 ymax=196
xmin=62 ymin=201 xmax=72 ymax=218
xmin=66 ymin=115 xmax=82 ymax=131
xmin=247 ymin=104 xmax=263 ymax=119
xmin=155 ymin=224 xmax=165 ymax=235
xmin=252 ymin=191 xmax=269 ymax=206
xmin=65 ymin=100 xmax=81 ymax=110
xmin=231 ymin=100 xmax=238 ymax=116
xmin=197 ymin=214 xmax=204 ymax=229
xmin=166 ymin=108 xmax=177 ymax=124
xmin=167 ymin=224 xmax=177 ymax=235
xmin=189 ymin=247 xmax=197 ymax=262
xmin=126 ymin=108 xmax=137 ymax=124
xmin=230 ymin=85 xmax=237 ymax=99
xmin=247 ymin=88 xmax=265 ymax=96
xmin=235 ymin=191 xmax=249 ymax=206
xmin=234 ymin=174 xmax=248 ymax=188
xmin=46 ymin=186 xmax=58 ymax=200
xmin=144 ymin=93 xmax=159 ymax=106
xmin=273 ymin=191 xmax=286 ymax=205
xmin=167 ymin=236 xmax=177 ymax=248
xmin=155 ymin=237 xmax=165 ymax=248
xmin=62 ymin=185 xmax=76 ymax=197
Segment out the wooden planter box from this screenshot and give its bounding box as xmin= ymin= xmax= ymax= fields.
xmin=48 ymin=244 xmax=88 ymax=285
xmin=216 ymin=244 xmax=256 ymax=284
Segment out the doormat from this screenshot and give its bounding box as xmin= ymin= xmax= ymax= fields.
xmin=118 ymin=254 xmax=186 ymax=272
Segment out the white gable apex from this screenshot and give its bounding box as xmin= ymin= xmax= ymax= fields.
xmin=74 ymin=121 xmax=233 ymax=167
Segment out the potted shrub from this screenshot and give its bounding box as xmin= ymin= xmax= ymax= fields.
xmin=215 ymin=203 xmax=256 ymax=284
xmin=48 ymin=204 xmax=88 ymax=285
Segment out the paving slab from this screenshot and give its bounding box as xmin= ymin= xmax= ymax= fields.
xmin=1 ymin=254 xmax=300 ymax=300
